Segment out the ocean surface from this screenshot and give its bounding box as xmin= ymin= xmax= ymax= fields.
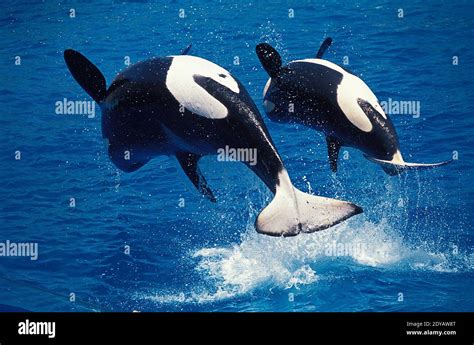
xmin=0 ymin=0 xmax=473 ymax=312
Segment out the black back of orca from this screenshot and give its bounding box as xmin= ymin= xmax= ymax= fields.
xmin=101 ymin=56 xmax=284 ymax=191
xmin=256 ymin=40 xmax=453 ymax=174
xmin=265 ymin=61 xmax=400 ymax=161
xmin=101 ymin=58 xmax=173 ymax=172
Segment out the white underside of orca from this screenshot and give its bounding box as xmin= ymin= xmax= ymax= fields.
xmin=262 ymin=78 xmax=276 ymax=112
xmin=365 ymin=150 xmax=453 ymax=176
xmin=166 ymin=55 xmax=240 ymax=119
xmin=293 ymin=58 xmax=387 ymax=133
xmin=263 ymin=77 xmax=272 ymax=97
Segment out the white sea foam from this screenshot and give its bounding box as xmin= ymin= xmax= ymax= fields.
xmin=142 ymin=216 xmax=472 ymax=305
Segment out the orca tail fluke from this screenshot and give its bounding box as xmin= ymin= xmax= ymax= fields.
xmin=365 ymin=155 xmax=453 ymax=176
xmin=64 ymin=49 xmax=107 ymax=103
xmin=255 ymin=170 xmax=362 ymax=237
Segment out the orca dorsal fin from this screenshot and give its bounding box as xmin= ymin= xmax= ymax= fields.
xmin=326 ymin=135 xmax=342 ymax=172
xmin=256 ymin=43 xmax=282 ymax=78
xmin=316 ymin=37 xmax=333 ymax=58
xmin=181 ymin=44 xmax=192 ymax=55
xmin=64 ymin=49 xmax=107 ymax=103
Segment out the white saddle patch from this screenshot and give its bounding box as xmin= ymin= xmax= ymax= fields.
xmin=166 ymin=55 xmax=240 ymax=119
xmin=293 ymin=58 xmax=387 ymax=132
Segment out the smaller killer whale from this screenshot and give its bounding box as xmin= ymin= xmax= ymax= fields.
xmin=64 ymin=46 xmax=362 ymax=236
xmin=256 ymin=38 xmax=452 ymax=175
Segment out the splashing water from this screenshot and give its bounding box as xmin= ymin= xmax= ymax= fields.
xmin=142 ymin=214 xmax=472 ymax=306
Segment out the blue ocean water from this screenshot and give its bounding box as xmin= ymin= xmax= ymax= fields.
xmin=0 ymin=0 xmax=473 ymax=312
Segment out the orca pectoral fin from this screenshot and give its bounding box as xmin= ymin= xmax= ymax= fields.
xmin=316 ymin=37 xmax=333 ymax=58
xmin=176 ymin=152 xmax=216 ymax=203
xmin=180 ymin=44 xmax=192 ymax=55
xmin=64 ymin=49 xmax=107 ymax=103
xmin=364 ymin=155 xmax=453 ymax=176
xmin=326 ymin=135 xmax=342 ymax=173
xmin=255 ymin=43 xmax=282 ymax=78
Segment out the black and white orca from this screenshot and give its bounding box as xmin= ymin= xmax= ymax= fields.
xmin=256 ymin=38 xmax=452 ymax=175
xmin=64 ymin=46 xmax=362 ymax=236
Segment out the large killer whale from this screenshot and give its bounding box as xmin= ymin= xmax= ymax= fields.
xmin=256 ymin=38 xmax=452 ymax=175
xmin=63 ymin=47 xmax=362 ymax=236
